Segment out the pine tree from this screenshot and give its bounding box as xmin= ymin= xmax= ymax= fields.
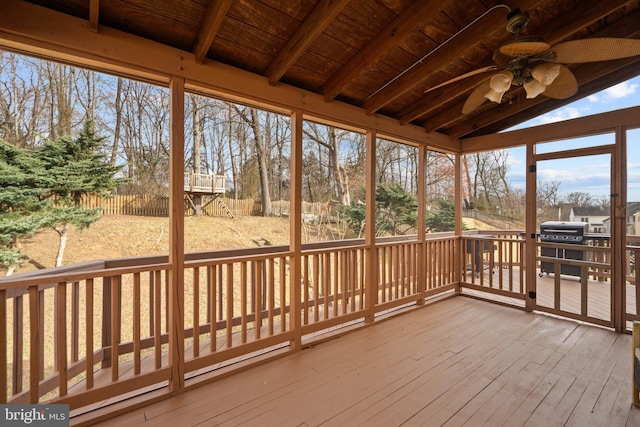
xmin=35 ymin=121 xmax=124 ymax=266
xmin=0 ymin=140 xmax=49 ymax=274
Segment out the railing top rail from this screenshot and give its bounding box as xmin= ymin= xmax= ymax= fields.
xmin=0 ymin=262 xmax=171 ymax=290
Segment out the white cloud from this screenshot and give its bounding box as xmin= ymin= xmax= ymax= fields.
xmin=604 ymin=81 xmax=638 ymax=99
xmin=537 ymin=107 xmax=581 ymax=124
xmin=588 ymin=94 xmax=600 ymax=102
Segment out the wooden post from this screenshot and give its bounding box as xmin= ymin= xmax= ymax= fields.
xmin=633 ymin=321 xmax=640 ymax=406
xmin=454 ymin=152 xmax=462 ymax=293
xmin=416 ymin=144 xmax=426 ymax=304
xmin=289 ymin=110 xmax=303 ymax=350
xmin=525 ymin=141 xmax=536 ymax=312
xmin=613 ymin=126 xmax=627 ymax=331
xmin=365 ymin=129 xmax=377 ymax=323
xmin=168 ymin=76 xmax=185 ymax=391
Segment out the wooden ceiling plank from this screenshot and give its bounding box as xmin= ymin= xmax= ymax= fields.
xmin=362 ymin=0 xmax=550 ymax=114
xmin=421 ymin=0 xmax=639 ymax=134
xmin=321 ymin=0 xmax=454 ymax=101
xmin=89 ymin=0 xmax=99 ymax=33
xmin=193 ymin=0 xmax=234 ymax=64
xmin=265 ymin=0 xmax=350 ymax=85
xmin=448 ymin=56 xmax=640 ymax=139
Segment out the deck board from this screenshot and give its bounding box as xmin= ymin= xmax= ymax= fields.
xmin=93 ymin=297 xmax=639 ymax=426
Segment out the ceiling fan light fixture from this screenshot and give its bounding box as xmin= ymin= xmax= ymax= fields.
xmin=484 ymin=89 xmax=506 ymax=103
xmin=532 ymin=63 xmax=561 ymax=86
xmin=485 ymin=71 xmax=513 ymax=103
xmin=523 ymin=79 xmax=546 ymax=98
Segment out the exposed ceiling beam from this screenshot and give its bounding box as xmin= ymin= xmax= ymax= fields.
xmin=462 ymin=105 xmax=640 ymax=152
xmin=192 ymin=0 xmax=233 ymax=64
xmin=361 ymin=8 xmax=506 ymax=114
xmin=361 ymin=0 xmax=556 ymax=114
xmin=89 ymin=0 xmax=99 ymax=33
xmin=446 ymin=56 xmax=640 ymax=139
xmin=423 ymin=2 xmax=640 ymax=135
xmin=321 ymin=0 xmax=454 ymax=101
xmin=265 ymin=0 xmax=350 ymax=85
xmin=0 ymin=0 xmax=455 ymax=151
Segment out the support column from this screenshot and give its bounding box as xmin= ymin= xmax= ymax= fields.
xmin=454 ymin=153 xmax=463 ymax=293
xmin=525 ymin=142 xmax=536 ymax=312
xmin=365 ymin=130 xmax=377 ymax=323
xmin=289 ymin=110 xmax=303 ymax=349
xmin=613 ymin=126 xmax=627 ymax=331
xmin=168 ymin=76 xmax=185 ymax=391
xmin=417 ymin=144 xmax=426 ymax=304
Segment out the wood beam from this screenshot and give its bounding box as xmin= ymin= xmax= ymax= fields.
xmin=0 ymin=0 xmax=454 ymax=151
xmin=402 ymin=0 xmax=636 ymax=128
xmin=265 ymin=0 xmax=350 ymax=85
xmin=365 ymin=129 xmax=377 ymax=323
xmin=449 ymin=56 xmax=640 ymax=140
xmin=461 ymin=105 xmax=640 ymax=153
xmin=89 ymin=0 xmax=99 ymax=33
xmin=361 ymin=4 xmax=509 ymax=114
xmin=168 ymin=76 xmax=185 ymax=392
xmin=192 ymin=0 xmax=233 ymax=64
xmin=321 ymin=0 xmax=454 ymax=101
xmin=289 ymin=110 xmax=303 ymax=348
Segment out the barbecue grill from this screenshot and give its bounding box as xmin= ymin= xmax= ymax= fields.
xmin=539 ymin=221 xmax=588 ymax=277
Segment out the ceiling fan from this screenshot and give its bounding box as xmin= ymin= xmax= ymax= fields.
xmin=424 ymin=9 xmax=640 ymax=114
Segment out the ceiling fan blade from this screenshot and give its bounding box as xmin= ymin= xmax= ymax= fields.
xmin=462 ymin=79 xmax=492 ymax=114
xmin=424 ymin=65 xmax=500 ymax=95
xmin=547 ymin=38 xmax=640 ymax=63
xmin=542 ymin=65 xmax=578 ymax=99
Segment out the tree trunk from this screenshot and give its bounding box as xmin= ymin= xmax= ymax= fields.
xmin=249 ymin=108 xmax=272 ymax=216
xmin=328 ymin=128 xmax=350 ymax=206
xmin=55 ymin=224 xmax=69 ymax=267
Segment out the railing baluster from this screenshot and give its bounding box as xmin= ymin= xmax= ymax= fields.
xmin=133 ymin=273 xmax=141 ymax=374
xmin=86 ymin=278 xmax=94 ymax=389
xmin=28 ymin=286 xmax=39 ymax=403
xmin=279 ymin=256 xmax=287 ymax=333
xmin=241 ymin=262 xmax=248 ymax=343
xmin=313 ymin=254 xmax=320 ymax=322
xmin=226 ymin=263 xmax=233 ymax=348
xmin=255 ymin=260 xmax=262 ymax=340
xmin=209 ymin=265 xmax=217 ymax=352
xmin=268 ymin=258 xmax=275 ymax=336
xmin=13 ymin=295 xmax=23 ymax=394
xmin=111 ymin=276 xmax=120 ymax=382
xmin=71 ymin=281 xmax=79 ymax=363
xmin=192 ymin=267 xmax=199 ymax=358
xmin=154 ymin=270 xmax=162 ymax=369
xmin=57 ymin=281 xmax=68 ymax=397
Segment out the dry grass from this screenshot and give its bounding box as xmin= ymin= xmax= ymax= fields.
xmin=7 ymin=215 xmax=293 ymax=275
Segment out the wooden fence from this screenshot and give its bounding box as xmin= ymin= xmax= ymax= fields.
xmin=81 ymin=195 xmax=328 ymax=218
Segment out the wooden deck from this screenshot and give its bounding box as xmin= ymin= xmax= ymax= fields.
xmin=93 ymin=296 xmax=639 ymax=427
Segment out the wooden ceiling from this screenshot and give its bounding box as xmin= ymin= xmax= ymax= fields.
xmin=19 ymin=0 xmax=640 ymax=140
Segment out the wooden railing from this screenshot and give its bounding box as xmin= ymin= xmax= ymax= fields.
xmin=1 ymin=231 xmax=638 ymax=422
xmin=0 ymin=236 xmax=459 ymax=419
xmin=184 ymin=172 xmax=226 ymax=194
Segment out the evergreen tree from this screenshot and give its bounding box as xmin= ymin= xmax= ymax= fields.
xmin=0 ymin=141 xmax=49 ymax=274
xmin=35 ymin=121 xmax=124 ymax=266
xmin=341 ymin=184 xmax=418 ymax=237
xmin=426 ymin=198 xmax=457 ymax=232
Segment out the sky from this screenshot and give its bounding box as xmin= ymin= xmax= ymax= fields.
xmin=503 ymin=75 xmax=640 ymax=202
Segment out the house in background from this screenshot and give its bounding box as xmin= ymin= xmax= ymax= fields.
xmin=570 ymin=206 xmax=610 ymax=233
xmin=627 ymin=202 xmax=640 ymax=236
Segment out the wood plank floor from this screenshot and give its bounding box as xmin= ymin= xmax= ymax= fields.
xmin=93 ymin=296 xmax=640 ymax=427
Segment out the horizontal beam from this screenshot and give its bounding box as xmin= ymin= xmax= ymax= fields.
xmin=461 ymin=105 xmax=640 ymax=152
xmin=0 ymin=0 xmax=456 ymax=152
